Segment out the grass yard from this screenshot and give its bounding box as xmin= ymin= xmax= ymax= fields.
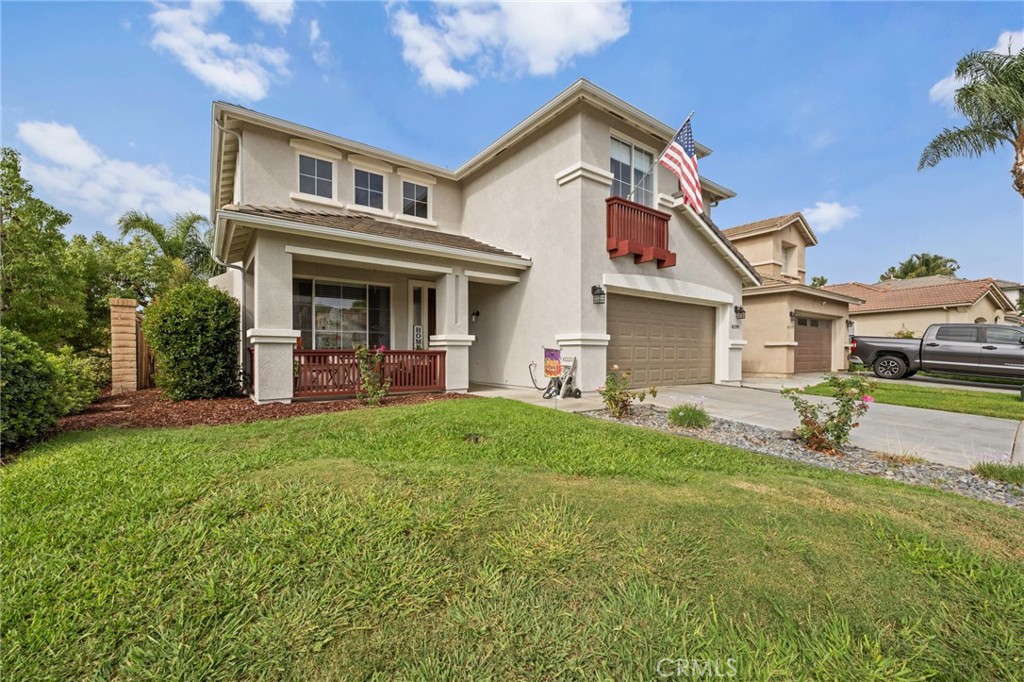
xmin=4 ymin=399 xmax=1023 ymax=680
xmin=803 ymin=380 xmax=1024 ymax=421
xmin=918 ymin=371 xmax=1024 ymax=388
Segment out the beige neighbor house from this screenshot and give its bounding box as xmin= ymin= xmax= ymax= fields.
xmin=823 ymin=276 xmax=1018 ymax=337
xmin=208 ymin=79 xmax=761 ymax=404
xmin=722 ymin=213 xmax=862 ymax=377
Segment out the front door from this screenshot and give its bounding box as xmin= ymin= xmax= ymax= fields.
xmin=409 ymin=281 xmax=437 ymax=350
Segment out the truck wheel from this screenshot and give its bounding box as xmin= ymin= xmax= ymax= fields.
xmin=873 ymin=356 xmax=907 ymax=380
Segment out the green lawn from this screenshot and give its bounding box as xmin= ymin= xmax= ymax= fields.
xmin=918 ymin=371 xmax=1024 ymax=388
xmin=803 ymin=380 xmax=1024 ymax=421
xmin=4 ymin=399 xmax=1023 ymax=680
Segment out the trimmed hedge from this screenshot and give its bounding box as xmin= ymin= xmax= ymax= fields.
xmin=50 ymin=347 xmax=104 ymax=416
xmin=143 ymin=283 xmax=240 ymax=400
xmin=1 ymin=328 xmax=62 ymax=449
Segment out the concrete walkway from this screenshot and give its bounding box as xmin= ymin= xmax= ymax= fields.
xmin=471 ymin=382 xmax=1024 ymax=470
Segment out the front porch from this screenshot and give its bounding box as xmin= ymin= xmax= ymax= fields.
xmin=215 ymin=206 xmax=530 ymax=404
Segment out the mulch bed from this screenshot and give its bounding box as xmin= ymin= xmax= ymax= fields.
xmin=56 ymin=389 xmax=473 ymax=434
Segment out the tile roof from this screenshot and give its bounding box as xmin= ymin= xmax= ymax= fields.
xmin=722 ymin=212 xmax=803 ymax=238
xmin=871 ymin=275 xmax=961 ymax=289
xmin=228 ymin=205 xmax=527 ymax=260
xmin=823 ymin=278 xmax=1013 ymax=313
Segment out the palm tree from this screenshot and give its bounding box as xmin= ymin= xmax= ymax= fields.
xmin=919 ymin=47 xmax=1024 ymax=198
xmin=117 ymin=210 xmax=220 ymax=282
xmin=880 ymin=253 xmax=960 ymax=280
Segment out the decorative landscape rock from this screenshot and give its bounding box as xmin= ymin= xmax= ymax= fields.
xmin=589 ymin=405 xmax=1024 ymax=510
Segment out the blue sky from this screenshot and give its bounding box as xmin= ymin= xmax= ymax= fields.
xmin=3 ymin=1 xmax=1022 ymax=284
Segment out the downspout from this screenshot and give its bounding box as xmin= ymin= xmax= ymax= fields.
xmin=212 ymin=119 xmax=249 ymax=389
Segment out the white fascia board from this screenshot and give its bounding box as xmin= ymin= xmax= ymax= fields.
xmin=602 ymin=273 xmax=735 ymax=305
xmin=285 ymin=245 xmax=454 ymax=275
xmin=213 ymin=102 xmax=455 ymax=180
xmin=218 ymin=210 xmax=532 ymax=271
xmin=464 ymin=269 xmax=521 ymax=285
xmin=555 ymin=333 xmax=611 ymax=346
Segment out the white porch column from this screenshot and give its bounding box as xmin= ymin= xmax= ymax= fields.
xmin=249 ymin=234 xmax=300 ymax=404
xmin=429 ymin=270 xmax=474 ymax=392
xmin=555 ymin=333 xmax=610 ymax=393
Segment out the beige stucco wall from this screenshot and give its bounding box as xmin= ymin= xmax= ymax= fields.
xmin=236 ymin=125 xmax=465 ymax=234
xmin=730 ymin=224 xmax=807 ymax=283
xmin=462 ymin=104 xmax=746 ymax=390
xmin=740 ymin=290 xmax=850 ymax=376
xmin=851 ymin=295 xmax=1016 ymax=337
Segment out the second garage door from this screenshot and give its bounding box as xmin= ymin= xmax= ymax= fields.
xmin=607 ymin=295 xmax=715 ymax=386
xmin=794 ymin=317 xmax=832 ymax=372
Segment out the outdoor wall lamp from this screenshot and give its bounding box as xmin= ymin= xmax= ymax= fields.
xmin=789 ymin=310 xmax=797 ymax=321
xmin=470 ymin=310 xmax=480 ymax=323
xmin=734 ymin=305 xmax=746 ymax=320
xmin=846 ymin=319 xmax=855 ymax=330
xmin=591 ymin=285 xmax=606 ymax=305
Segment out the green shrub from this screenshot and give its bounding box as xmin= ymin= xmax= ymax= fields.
xmin=354 ymin=344 xmax=391 ymax=406
xmin=49 ymin=347 xmax=104 ymax=415
xmin=783 ymin=375 xmax=875 ymax=454
xmin=142 ymin=283 xmax=240 ymax=400
xmin=0 ymin=328 xmax=62 ymax=449
xmin=668 ymin=403 xmax=711 ymax=429
xmin=597 ymin=365 xmax=657 ymax=418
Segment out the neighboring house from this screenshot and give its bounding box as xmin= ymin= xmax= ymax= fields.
xmin=823 ymin=277 xmax=1018 ymax=337
xmin=722 ymin=213 xmax=862 ymax=377
xmin=208 ymin=79 xmax=761 ymax=403
xmin=994 ymin=279 xmax=1023 ymax=323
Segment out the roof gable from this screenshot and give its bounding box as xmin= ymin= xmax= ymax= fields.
xmin=722 ymin=212 xmax=818 ymax=246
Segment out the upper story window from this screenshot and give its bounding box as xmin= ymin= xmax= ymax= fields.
xmin=610 ymin=137 xmax=654 ymax=207
xmin=354 ymin=169 xmax=384 ymax=209
xmin=298 ymin=155 xmax=333 ymax=199
xmin=781 ymin=245 xmax=797 ymax=275
xmin=402 ymin=181 xmax=429 ymax=219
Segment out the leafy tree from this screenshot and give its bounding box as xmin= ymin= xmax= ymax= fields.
xmin=65 ymin=233 xmax=173 ymax=350
xmin=810 ymin=275 xmax=828 ymax=288
xmin=0 ymin=148 xmax=86 ymax=350
xmin=880 ymin=253 xmax=960 ymax=280
xmin=918 ymin=47 xmax=1024 ymax=198
xmin=117 ymin=210 xmax=221 ymax=283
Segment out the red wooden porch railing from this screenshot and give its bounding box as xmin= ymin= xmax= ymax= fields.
xmin=606 ymin=196 xmax=676 ymax=268
xmin=293 ymin=349 xmax=446 ymax=398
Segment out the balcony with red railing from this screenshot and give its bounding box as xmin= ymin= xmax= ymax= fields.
xmin=605 ymin=196 xmax=676 ymax=268
xmin=293 ymin=349 xmax=446 ymax=398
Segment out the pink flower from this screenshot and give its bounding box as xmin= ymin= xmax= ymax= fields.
xmin=611 ymin=364 xmax=619 ymax=371
xmin=862 ymin=395 xmax=875 ymax=403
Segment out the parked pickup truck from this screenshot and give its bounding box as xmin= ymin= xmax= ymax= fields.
xmin=850 ymin=323 xmax=1024 ymax=381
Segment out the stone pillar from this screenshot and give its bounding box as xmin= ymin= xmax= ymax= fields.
xmin=429 ymin=270 xmax=474 ymax=392
xmin=248 ymin=234 xmax=300 ymax=404
xmin=109 ymin=298 xmax=138 ymax=393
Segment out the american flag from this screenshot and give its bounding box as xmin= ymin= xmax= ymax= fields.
xmin=659 ymin=119 xmax=704 ymax=214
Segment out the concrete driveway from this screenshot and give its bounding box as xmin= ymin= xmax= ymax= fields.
xmin=652 ymin=384 xmax=1023 ymax=469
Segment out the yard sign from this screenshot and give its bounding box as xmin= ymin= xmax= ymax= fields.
xmin=544 ymin=348 xmax=562 ymax=378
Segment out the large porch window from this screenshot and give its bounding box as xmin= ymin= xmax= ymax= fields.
xmin=293 ymin=278 xmax=390 ymax=350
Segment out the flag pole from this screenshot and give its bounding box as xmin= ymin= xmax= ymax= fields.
xmin=627 ymin=111 xmax=695 ymax=202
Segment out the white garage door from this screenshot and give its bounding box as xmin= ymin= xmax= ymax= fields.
xmin=607 ymin=295 xmax=715 ymax=386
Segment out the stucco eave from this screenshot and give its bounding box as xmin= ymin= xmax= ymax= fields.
xmin=743 ymin=284 xmax=863 ymax=305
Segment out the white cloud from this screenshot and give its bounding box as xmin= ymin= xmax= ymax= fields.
xmin=310 ymin=19 xmax=331 ymax=69
xmin=242 ymin=0 xmax=294 ymax=27
xmin=388 ymin=1 xmax=630 ymax=93
xmin=929 ymin=29 xmax=1023 ymax=109
xmin=802 ymin=201 xmax=860 ymax=234
xmin=17 ymin=121 xmax=208 ymax=223
xmin=149 ymin=1 xmax=290 ymax=101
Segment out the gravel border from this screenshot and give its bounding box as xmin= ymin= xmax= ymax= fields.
xmin=588 ymin=405 xmax=1024 ymax=510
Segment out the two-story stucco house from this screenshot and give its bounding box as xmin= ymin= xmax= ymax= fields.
xmin=722 ymin=213 xmax=862 ymax=377
xmin=209 ymin=79 xmax=760 ymax=403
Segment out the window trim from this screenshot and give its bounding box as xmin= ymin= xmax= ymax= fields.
xmin=351 ymin=165 xmax=391 ymax=217
xmin=294 ymin=150 xmax=337 ymax=202
xmin=400 ymin=179 xmax=431 ymax=222
xmin=292 ymin=276 xmax=394 ymax=350
xmin=609 ymin=130 xmax=658 ymax=206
